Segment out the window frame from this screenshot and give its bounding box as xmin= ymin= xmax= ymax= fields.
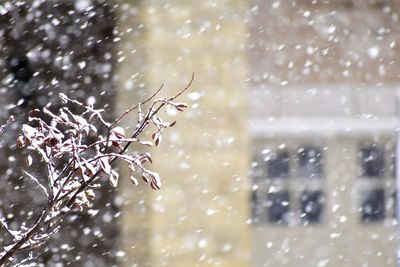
xmin=357 ymin=139 xmax=396 ymax=224
xmin=251 ymin=140 xmax=326 ymax=226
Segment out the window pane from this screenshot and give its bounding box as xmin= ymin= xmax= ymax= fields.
xmin=267 ymin=150 xmax=289 ymax=179
xmin=361 ymin=189 xmax=385 ymax=223
xmin=267 ymin=191 xmax=290 ymax=224
xmin=360 ymin=145 xmax=385 ymax=178
xmin=298 ymin=146 xmax=323 ymax=178
xmin=300 ymin=190 xmax=325 ymax=224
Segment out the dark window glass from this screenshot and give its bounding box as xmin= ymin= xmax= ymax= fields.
xmin=360 ymin=145 xmax=385 ymax=178
xmin=267 ymin=150 xmax=289 ymax=179
xmin=361 ymin=189 xmax=385 ymax=223
xmin=298 ymin=146 xmax=323 ymax=178
xmin=267 ymin=191 xmax=290 ymax=224
xmin=300 ymin=190 xmax=324 ymax=224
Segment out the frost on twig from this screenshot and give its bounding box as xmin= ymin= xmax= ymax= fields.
xmin=0 ymin=116 xmax=15 ymax=136
xmin=0 ymin=73 xmax=193 ymax=266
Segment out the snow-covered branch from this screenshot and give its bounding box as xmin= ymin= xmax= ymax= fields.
xmin=0 ymin=73 xmax=193 ymax=266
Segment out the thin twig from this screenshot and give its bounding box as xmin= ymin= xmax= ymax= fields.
xmin=23 ymin=172 xmax=49 ymax=198
xmin=169 ymin=72 xmax=194 ymax=101
xmin=113 ymin=83 xmax=164 ymax=125
xmin=0 ymin=116 xmax=15 ymax=136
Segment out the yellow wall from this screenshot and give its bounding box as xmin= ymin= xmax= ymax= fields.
xmin=116 ymin=1 xmax=251 ymax=266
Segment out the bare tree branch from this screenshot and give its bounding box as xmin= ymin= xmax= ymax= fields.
xmin=0 ymin=75 xmax=193 ymax=266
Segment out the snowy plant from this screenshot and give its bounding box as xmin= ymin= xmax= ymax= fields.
xmin=0 ymin=74 xmax=193 ymax=266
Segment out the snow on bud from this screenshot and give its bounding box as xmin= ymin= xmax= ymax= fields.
xmin=99 ymin=157 xmax=111 ymax=175
xmin=111 ymin=126 xmax=125 ymax=139
xmin=109 ymin=170 xmax=119 ymax=188
xmin=26 ymin=155 xmax=33 ymax=166
xmin=128 ymin=163 xmax=135 ymax=172
xmin=59 ymin=110 xmax=70 ymax=123
xmin=59 ymin=93 xmax=68 ymax=103
xmin=85 ymin=189 xmax=96 ymax=201
xmin=84 ymin=161 xmax=96 ymax=176
xmin=139 ymin=140 xmax=153 ymax=147
xmin=147 ymin=170 xmax=161 ymax=190
xmin=130 ymin=175 xmax=138 ymax=186
xmin=72 ymin=114 xmax=89 ymax=133
xmin=16 ymin=136 xmax=27 ymax=147
xmin=142 ymin=173 xmax=150 ymax=184
xmin=152 ymin=132 xmax=162 ymax=147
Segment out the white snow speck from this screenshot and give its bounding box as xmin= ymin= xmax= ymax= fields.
xmin=368 ymin=45 xmax=380 ymax=59
xmin=78 ymin=61 xmax=86 ymax=69
xmin=272 ymin=1 xmax=280 ymax=9
xmin=327 ymin=25 xmax=336 ymax=34
xmin=115 ymin=250 xmax=126 ymax=257
xmin=318 ymin=259 xmax=330 ymax=267
xmin=52 ymin=18 xmax=60 ymax=26
xmin=198 ymin=239 xmax=208 ymax=248
xmin=0 ymin=7 xmax=7 ymax=16
xmin=51 ymin=78 xmax=59 ymax=85
xmin=188 ymin=91 xmax=201 ymax=101
xmin=75 ymin=0 xmax=92 ymax=12
xmin=86 ymin=96 xmax=96 ymax=106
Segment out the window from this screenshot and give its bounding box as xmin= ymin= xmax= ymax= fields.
xmin=300 ymin=190 xmax=325 ymax=224
xmin=359 ymin=145 xmax=385 ymax=178
xmin=267 ymin=150 xmax=290 ymax=179
xmin=298 ymin=146 xmax=323 ymax=179
xmin=361 ymin=189 xmax=385 ymax=223
xmin=358 ymin=142 xmax=396 ymax=223
xmin=251 ymin=143 xmax=325 ymax=226
xmin=267 ymin=191 xmax=290 ymax=224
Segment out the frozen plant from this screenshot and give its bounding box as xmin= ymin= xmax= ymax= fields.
xmin=0 ymin=74 xmax=193 ymax=266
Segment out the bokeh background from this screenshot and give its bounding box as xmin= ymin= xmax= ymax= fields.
xmin=1 ymin=0 xmax=400 ymax=266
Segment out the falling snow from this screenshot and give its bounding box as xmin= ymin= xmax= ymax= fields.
xmin=0 ymin=0 xmax=399 ymax=266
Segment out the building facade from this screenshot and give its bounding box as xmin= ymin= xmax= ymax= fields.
xmin=248 ymin=0 xmax=400 ymax=266
xmin=117 ymin=0 xmax=400 ymax=266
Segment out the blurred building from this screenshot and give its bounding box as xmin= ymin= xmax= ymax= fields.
xmin=248 ymin=1 xmax=400 ymax=266
xmin=1 ymin=0 xmax=399 ymax=266
xmin=118 ymin=0 xmax=400 ymax=267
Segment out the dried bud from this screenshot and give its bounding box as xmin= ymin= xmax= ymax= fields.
xmin=175 ymin=103 xmax=188 ymax=111
xmin=111 ymin=126 xmax=125 ymax=139
xmin=109 ymin=170 xmax=119 ymax=188
xmin=46 ymin=137 xmax=59 ymax=147
xmin=130 ymin=176 xmax=138 ymax=186
xmin=16 ymin=136 xmax=27 ymax=147
xmin=85 ymin=189 xmax=96 ymax=201
xmin=99 ymin=157 xmax=111 ymax=175
xmin=29 ymin=109 xmax=40 ymax=117
xmin=142 ymin=173 xmax=150 ymax=184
